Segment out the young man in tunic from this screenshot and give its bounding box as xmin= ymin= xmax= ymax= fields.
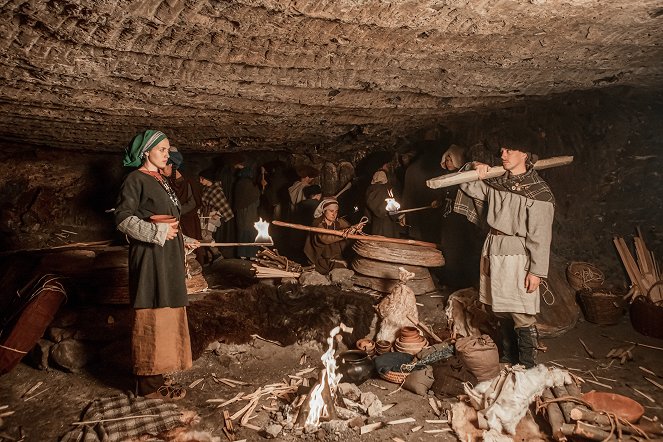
xmin=454 ymin=137 xmax=555 ymax=368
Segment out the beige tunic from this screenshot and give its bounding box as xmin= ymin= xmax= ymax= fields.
xmin=460 ymin=179 xmax=554 ymax=314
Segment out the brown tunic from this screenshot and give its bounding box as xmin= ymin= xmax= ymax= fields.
xmin=303 ymin=217 xmax=350 ymax=274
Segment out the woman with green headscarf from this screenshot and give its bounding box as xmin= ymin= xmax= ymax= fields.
xmin=115 ymin=130 xmax=198 ymax=400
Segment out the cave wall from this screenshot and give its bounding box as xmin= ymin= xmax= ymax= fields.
xmin=1 ymin=88 xmax=661 ymax=289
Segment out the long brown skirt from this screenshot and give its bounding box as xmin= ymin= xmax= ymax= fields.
xmin=132 ymin=307 xmax=192 ymax=376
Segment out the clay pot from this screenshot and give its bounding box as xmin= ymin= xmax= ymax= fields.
xmin=337 ymin=350 xmax=374 ymax=385
xmin=150 ymin=215 xmax=177 ymax=224
xmin=355 ymin=338 xmax=376 ymax=356
xmin=400 ymin=326 xmax=419 ymax=338
xmin=375 ymin=340 xmax=392 ymax=355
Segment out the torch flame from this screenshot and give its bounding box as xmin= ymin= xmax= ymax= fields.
xmin=304 ymin=323 xmax=353 ymax=431
xmin=254 ymin=218 xmax=273 ymax=243
xmin=384 ymin=189 xmax=401 ymax=213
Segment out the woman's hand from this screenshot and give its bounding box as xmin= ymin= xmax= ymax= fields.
xmin=525 ymin=273 xmax=541 ymax=293
xmin=166 ymin=221 xmax=179 ymax=240
xmin=185 ymin=239 xmax=200 ymax=250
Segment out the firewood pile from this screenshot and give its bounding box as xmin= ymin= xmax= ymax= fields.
xmin=540 ymin=382 xmax=663 ymax=441
xmin=613 ymin=229 xmax=662 ymax=304
xmin=251 ymin=247 xmax=306 ymax=279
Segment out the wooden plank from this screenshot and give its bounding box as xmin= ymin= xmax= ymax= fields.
xmin=426 ymin=156 xmax=574 ymax=189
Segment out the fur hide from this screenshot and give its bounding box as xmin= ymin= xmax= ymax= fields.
xmin=464 ymin=365 xmax=572 ymax=436
xmin=375 ymin=268 xmax=418 ymax=342
xmin=187 ymin=283 xmax=376 ymax=360
xmin=451 ymin=401 xmax=547 ymax=442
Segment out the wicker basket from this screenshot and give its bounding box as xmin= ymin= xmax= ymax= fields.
xmin=578 ymin=289 xmax=625 ymax=325
xmin=630 ymin=296 xmax=663 ymax=339
xmin=566 ymin=261 xmax=605 ymax=291
xmin=379 ymin=370 xmax=409 ymax=384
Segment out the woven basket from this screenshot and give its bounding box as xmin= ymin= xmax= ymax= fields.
xmin=379 ymin=370 xmax=409 ymax=384
xmin=578 ymin=289 xmax=624 ymax=325
xmin=566 ymin=261 xmax=605 ymax=291
xmin=630 ymin=296 xmax=663 ymax=339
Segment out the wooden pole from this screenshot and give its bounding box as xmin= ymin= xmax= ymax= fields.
xmin=199 ymin=242 xmax=274 ymax=247
xmin=389 ymin=205 xmax=434 ymax=215
xmin=426 ymin=155 xmax=574 ymax=189
xmin=272 ymin=220 xmax=438 ymax=248
xmin=542 ymin=388 xmax=568 ymax=441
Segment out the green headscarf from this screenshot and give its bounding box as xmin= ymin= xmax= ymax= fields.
xmin=123 ymin=130 xmax=167 ymax=167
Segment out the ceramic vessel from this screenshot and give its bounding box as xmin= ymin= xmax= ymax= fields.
xmin=337 ymin=350 xmax=374 ymax=385
xmin=375 ymin=340 xmax=392 ymax=355
xmin=355 ymin=338 xmax=376 ymax=356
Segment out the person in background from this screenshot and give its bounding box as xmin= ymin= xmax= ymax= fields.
xmin=199 ymin=167 xmax=233 ymax=263
xmin=365 ymin=170 xmax=402 ymax=238
xmin=162 ymin=151 xmax=204 ymax=265
xmin=114 ymin=129 xmax=199 ymax=401
xmin=233 ymin=162 xmax=261 ymax=259
xmin=288 ymin=165 xmax=320 ymax=213
xmin=454 ymin=133 xmax=555 ymax=368
xmin=304 ymin=198 xmax=353 ymax=274
xmin=295 ymin=184 xmax=323 ymax=226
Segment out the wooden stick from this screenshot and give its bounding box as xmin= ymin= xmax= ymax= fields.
xmin=426 ymin=155 xmax=574 ymax=189
xmin=389 ymin=205 xmax=434 ymax=215
xmin=579 ymin=338 xmax=595 ymax=358
xmin=407 ymin=314 xmax=444 ymax=343
xmin=542 ymin=388 xmax=568 ymax=441
xmin=199 ymin=242 xmax=274 ymax=247
xmin=645 ymin=377 xmax=663 ymax=391
xmin=72 ymin=414 xmax=160 ymax=425
xmin=272 ymin=220 xmax=437 ymax=248
xmin=561 ymin=421 xmax=615 ymax=441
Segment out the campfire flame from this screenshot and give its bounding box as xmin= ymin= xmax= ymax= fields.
xmin=254 ymin=218 xmax=272 ymax=243
xmin=304 ymin=323 xmax=353 ymax=432
xmin=384 ymin=189 xmax=401 ymax=213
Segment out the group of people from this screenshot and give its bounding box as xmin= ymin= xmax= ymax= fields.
xmin=114 ymin=128 xmax=555 ymax=401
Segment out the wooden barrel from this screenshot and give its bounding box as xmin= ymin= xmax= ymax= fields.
xmin=353 ymin=274 xmax=436 ymax=295
xmin=352 ymin=257 xmax=430 ymax=280
xmin=353 ymin=240 xmax=444 ymax=268
xmin=535 ymin=253 xmax=581 ymax=338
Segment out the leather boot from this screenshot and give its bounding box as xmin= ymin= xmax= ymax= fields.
xmin=499 ymin=318 xmax=519 ymax=364
xmin=515 ymin=325 xmax=539 ymax=369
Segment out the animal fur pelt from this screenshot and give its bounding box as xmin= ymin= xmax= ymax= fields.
xmin=450 ymin=401 xmax=547 ymax=442
xmin=187 ymin=283 xmax=376 ymax=360
xmin=375 ymin=267 xmax=418 ymax=342
xmin=463 ymin=364 xmax=573 ymax=437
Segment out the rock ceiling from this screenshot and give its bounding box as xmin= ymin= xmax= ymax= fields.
xmin=0 ymin=0 xmax=661 ymax=154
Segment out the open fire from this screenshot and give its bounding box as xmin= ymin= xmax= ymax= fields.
xmin=254 ymin=218 xmax=272 ymax=244
xmin=384 ymin=189 xmax=400 ymax=213
xmin=300 ymin=323 xmax=353 ymax=433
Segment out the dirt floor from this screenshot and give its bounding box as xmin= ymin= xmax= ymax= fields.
xmin=1 ymin=283 xmax=663 ymax=442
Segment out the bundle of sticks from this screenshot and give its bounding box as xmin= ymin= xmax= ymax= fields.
xmin=254 ymin=247 xmax=305 ymax=273
xmin=613 ymin=228 xmax=662 ymax=304
xmin=252 ymin=264 xmax=300 ymax=279
xmin=540 ymin=383 xmax=661 ymax=441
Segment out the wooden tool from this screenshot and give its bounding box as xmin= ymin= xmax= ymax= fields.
xmin=426 ymin=155 xmax=574 ymax=189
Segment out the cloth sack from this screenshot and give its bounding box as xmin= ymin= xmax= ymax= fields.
xmin=455 ymin=334 xmax=500 ymax=382
xmin=402 ymin=365 xmax=434 ymax=396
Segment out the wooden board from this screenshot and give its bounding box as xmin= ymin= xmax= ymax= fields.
xmin=353 ymin=273 xmax=436 ymax=295
xmin=351 ymin=257 xmax=430 ymax=280
xmin=353 ymin=240 xmax=444 ymax=268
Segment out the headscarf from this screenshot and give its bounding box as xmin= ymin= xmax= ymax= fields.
xmin=371 ymin=170 xmax=388 ymax=184
xmin=314 ymin=198 xmax=339 ymax=219
xmin=167 ymin=151 xmax=184 ymax=169
xmin=123 ymin=130 xmax=167 ymax=167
